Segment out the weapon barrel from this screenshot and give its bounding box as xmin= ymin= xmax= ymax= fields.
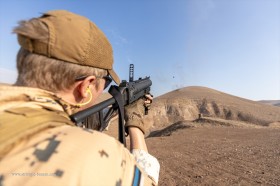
xmin=70 ymin=97 xmax=116 ymax=123
xmin=133 ymin=78 xmax=152 ymax=94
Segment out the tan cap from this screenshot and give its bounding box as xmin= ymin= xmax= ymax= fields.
xmin=17 ymin=10 xmax=120 ymax=84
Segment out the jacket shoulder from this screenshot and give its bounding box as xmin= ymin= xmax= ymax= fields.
xmin=0 ymin=107 xmax=74 ymax=158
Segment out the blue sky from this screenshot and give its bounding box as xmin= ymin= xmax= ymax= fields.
xmin=0 ymin=0 xmax=279 ymax=101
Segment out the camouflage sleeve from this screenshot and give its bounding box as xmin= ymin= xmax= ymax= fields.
xmin=132 ymin=149 xmax=160 ymax=185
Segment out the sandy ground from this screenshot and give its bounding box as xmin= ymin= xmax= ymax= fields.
xmin=146 ymin=122 xmax=280 ymax=185
xmin=105 ymin=119 xmax=280 ymax=185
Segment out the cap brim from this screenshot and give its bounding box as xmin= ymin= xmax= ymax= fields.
xmin=108 ymin=69 xmax=120 ymax=85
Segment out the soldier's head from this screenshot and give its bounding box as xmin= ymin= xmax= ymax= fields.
xmin=13 ymin=10 xmax=120 ymax=109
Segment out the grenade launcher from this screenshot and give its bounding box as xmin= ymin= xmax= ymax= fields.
xmin=70 ymin=64 xmax=152 ymax=147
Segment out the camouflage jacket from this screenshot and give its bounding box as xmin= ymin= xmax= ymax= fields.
xmin=0 ymin=84 xmax=158 ymax=186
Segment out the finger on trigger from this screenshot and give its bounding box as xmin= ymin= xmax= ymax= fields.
xmin=145 ymin=94 xmax=153 ymax=101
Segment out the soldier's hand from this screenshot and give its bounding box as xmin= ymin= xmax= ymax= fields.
xmin=124 ymin=94 xmax=153 ymax=135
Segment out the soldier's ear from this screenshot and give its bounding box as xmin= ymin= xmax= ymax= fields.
xmin=78 ymin=76 xmax=96 ymax=98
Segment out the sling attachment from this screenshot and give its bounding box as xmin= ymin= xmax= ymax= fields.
xmin=108 ymin=85 xmax=126 ymax=147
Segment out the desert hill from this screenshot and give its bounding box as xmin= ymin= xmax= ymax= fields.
xmin=149 ymin=86 xmax=280 ymax=130
xmin=259 ymin=100 xmax=280 ymax=107
xmin=145 ymin=86 xmax=280 ymax=185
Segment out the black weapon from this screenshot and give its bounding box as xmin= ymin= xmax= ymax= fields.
xmin=70 ymin=64 xmax=152 ymax=147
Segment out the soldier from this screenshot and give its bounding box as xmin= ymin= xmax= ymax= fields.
xmin=0 ymin=10 xmax=159 ymax=185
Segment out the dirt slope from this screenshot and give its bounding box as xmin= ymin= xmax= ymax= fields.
xmin=149 ymin=86 xmax=280 ymax=130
